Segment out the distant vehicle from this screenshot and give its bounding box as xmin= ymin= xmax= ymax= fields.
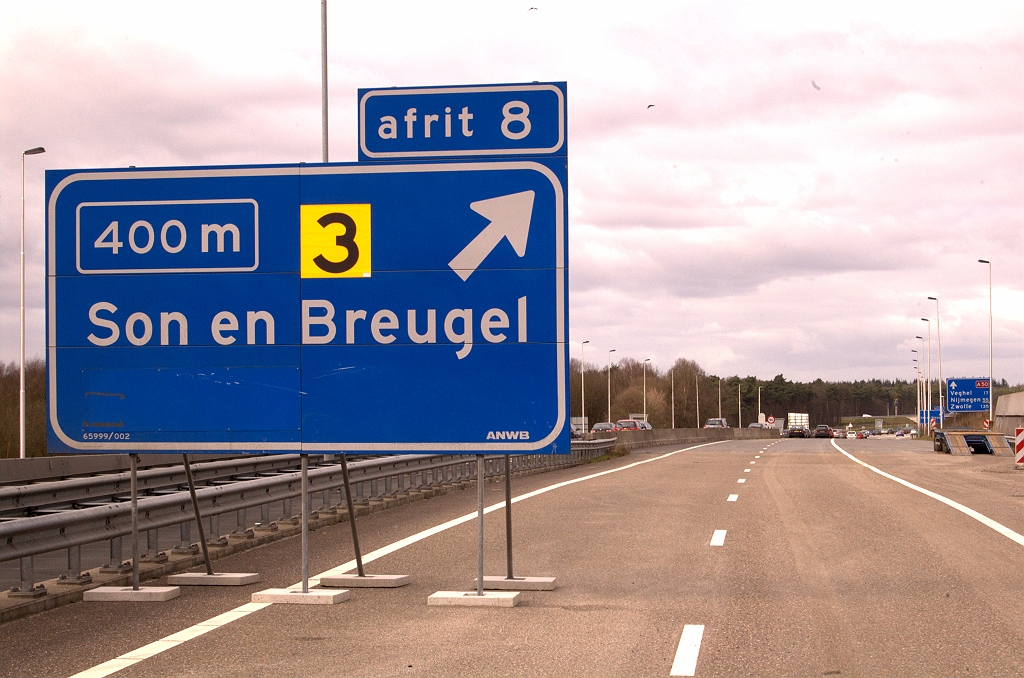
xmin=834 ymin=429 xmax=847 ymax=439
xmin=638 ymin=421 xmax=654 ymax=430
xmin=704 ymin=418 xmax=730 ymax=428
xmin=788 ymin=413 xmax=810 ymax=430
xmin=895 ymin=430 xmax=905 ymax=437
xmin=616 ymin=419 xmax=641 ymax=431
xmin=569 ymin=423 xmax=582 ymax=439
xmin=855 ymin=431 xmax=866 ymax=439
xmin=591 ymin=422 xmax=615 ymax=433
xmin=813 ymin=425 xmax=832 ymax=438
xmin=747 ymin=423 xmax=764 ymax=428
xmin=788 ymin=427 xmax=807 ymax=438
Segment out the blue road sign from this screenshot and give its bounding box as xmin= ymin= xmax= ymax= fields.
xmin=358 ymin=83 xmax=566 ymax=160
xmin=46 ymin=161 xmax=568 ymax=455
xmin=946 ymin=378 xmax=991 ymax=413
xmin=919 ymin=409 xmax=940 ymax=426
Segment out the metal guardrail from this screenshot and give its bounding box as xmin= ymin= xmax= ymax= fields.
xmin=1 ymin=439 xmax=618 ymax=586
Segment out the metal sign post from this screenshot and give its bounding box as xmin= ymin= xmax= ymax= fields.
xmin=130 ymin=454 xmax=139 ymax=591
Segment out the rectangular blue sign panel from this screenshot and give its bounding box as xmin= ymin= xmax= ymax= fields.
xmin=945 ymin=378 xmax=991 ymax=413
xmin=919 ymin=408 xmax=940 ymax=426
xmin=358 ymin=83 xmax=566 ymax=160
xmin=46 ymin=161 xmax=568 ymax=454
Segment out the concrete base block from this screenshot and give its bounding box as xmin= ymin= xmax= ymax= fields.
xmin=481 ymin=575 xmax=556 ymax=591
xmin=320 ymin=573 xmax=410 ymax=588
xmin=251 ymin=588 xmax=349 ymax=604
xmin=84 ymin=586 xmax=180 ymax=602
xmin=167 ymin=572 xmax=260 ymax=586
xmin=428 ymin=591 xmax=520 ymax=607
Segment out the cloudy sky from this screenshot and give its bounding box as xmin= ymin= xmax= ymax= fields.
xmin=2 ymin=0 xmax=1021 ymax=383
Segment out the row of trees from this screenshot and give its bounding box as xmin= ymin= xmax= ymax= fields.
xmin=0 ymin=360 xmax=46 ymax=458
xmin=569 ymin=357 xmax=1017 ymax=430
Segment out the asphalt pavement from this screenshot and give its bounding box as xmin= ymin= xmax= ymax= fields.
xmin=2 ymin=437 xmax=1022 ymax=677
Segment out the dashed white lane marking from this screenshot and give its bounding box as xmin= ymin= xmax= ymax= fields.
xmin=69 ymin=440 xmax=730 ymax=678
xmin=755 ymin=455 xmax=760 ymax=458
xmin=670 ymin=624 xmax=705 ymax=676
xmin=727 ymin=494 xmax=738 ymax=502
xmin=750 ymin=461 xmax=756 ymax=464
xmin=737 ymin=479 xmax=746 ymax=483
xmin=710 ymin=530 xmax=727 ymax=546
xmin=831 ymin=440 xmax=1024 ymax=547
xmin=743 ymin=468 xmax=751 ymax=472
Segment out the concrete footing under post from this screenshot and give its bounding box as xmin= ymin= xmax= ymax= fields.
xmin=428 ymin=591 xmax=520 ymax=607
xmin=167 ymin=573 xmax=260 ymax=586
xmin=480 ymin=575 xmax=556 ymax=591
xmin=251 ymin=588 xmax=349 ymax=604
xmin=319 ymin=574 xmax=409 ymax=588
xmin=83 ymin=586 xmax=180 ymax=602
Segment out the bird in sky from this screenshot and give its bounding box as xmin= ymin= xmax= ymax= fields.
xmin=811 ymin=80 xmax=821 ymax=90
xmin=647 ymin=104 xmax=655 ymax=108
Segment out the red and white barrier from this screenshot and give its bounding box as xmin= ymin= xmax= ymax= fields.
xmin=1016 ymin=428 xmax=1024 ymax=465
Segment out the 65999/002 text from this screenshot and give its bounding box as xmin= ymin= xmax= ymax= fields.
xmin=82 ymin=432 xmax=130 ymax=441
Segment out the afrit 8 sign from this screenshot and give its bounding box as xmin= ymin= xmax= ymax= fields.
xmin=45 ymin=161 xmax=568 ymax=455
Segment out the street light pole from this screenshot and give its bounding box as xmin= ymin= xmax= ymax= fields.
xmin=737 ymin=382 xmax=741 ymax=428
xmin=921 ymin=319 xmax=932 ymax=430
xmin=607 ymin=350 xmax=616 ymax=423
xmin=915 ymin=335 xmax=925 ymax=426
xmin=643 ymin=358 xmax=651 ymax=423
xmin=21 ymin=146 xmax=46 ymax=460
xmin=928 ymin=297 xmax=943 ymax=428
xmin=979 ymin=260 xmax=993 ymax=424
xmin=758 ymin=385 xmax=762 ymax=423
xmin=321 ymin=0 xmax=329 ymax=162
xmin=670 ymin=368 xmax=675 ymax=429
xmin=695 ymin=374 xmax=700 ymax=428
xmin=911 ymin=350 xmax=919 ymax=424
xmin=580 ymin=341 xmax=589 ymax=430
xmin=718 ymin=378 xmax=722 ymax=419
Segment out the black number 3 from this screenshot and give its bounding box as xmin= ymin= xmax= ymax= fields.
xmin=313 ymin=212 xmax=359 ymax=273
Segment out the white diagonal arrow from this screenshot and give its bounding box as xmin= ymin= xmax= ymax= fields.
xmin=448 ymin=190 xmax=534 ymax=281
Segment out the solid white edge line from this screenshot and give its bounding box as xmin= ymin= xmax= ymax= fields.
xmin=830 ymin=439 xmax=1024 ymax=547
xmin=69 ymin=440 xmax=730 ymax=677
xmin=670 ymin=624 xmax=705 ymax=676
xmin=727 ymin=494 xmax=738 ymax=502
xmin=710 ymin=529 xmax=727 ymax=546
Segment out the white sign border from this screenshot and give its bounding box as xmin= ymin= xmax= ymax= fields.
xmin=47 ymin=162 xmax=566 ymax=453
xmin=359 ymin=84 xmax=565 ymax=159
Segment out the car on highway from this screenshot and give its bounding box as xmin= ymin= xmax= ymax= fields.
xmin=854 ymin=431 xmax=866 ymax=439
xmin=569 ymin=423 xmax=583 ymax=439
xmin=591 ymin=422 xmax=616 ymax=434
xmin=834 ymin=429 xmax=847 ymax=439
xmin=616 ymin=419 xmax=641 ymax=431
xmin=813 ymin=425 xmax=832 ymax=438
xmin=788 ymin=427 xmax=807 ymax=438
xmin=747 ymin=423 xmax=764 ymax=428
xmin=704 ymin=418 xmax=730 ymax=428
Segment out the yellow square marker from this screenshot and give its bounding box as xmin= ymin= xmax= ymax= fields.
xmin=300 ymin=204 xmax=371 ymax=278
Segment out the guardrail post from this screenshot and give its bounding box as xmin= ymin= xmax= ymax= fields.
xmin=172 ymin=519 xmax=198 ymax=555
xmin=8 ymin=555 xmax=46 ymax=597
xmin=261 ymin=502 xmax=271 ymax=525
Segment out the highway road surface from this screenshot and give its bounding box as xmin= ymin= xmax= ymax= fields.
xmin=2 ymin=437 xmax=1022 ymax=677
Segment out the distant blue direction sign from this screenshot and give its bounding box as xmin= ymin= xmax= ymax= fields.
xmin=946 ymin=378 xmax=991 ymax=413
xmin=46 ymin=161 xmax=568 ymax=454
xmin=358 ymin=83 xmax=566 ymax=160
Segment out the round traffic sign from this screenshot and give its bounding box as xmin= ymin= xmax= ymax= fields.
xmin=767 ymin=415 xmax=776 ymax=424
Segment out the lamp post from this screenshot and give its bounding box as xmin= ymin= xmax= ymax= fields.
xmin=21 ymin=146 xmax=46 ymax=460
xmin=580 ymin=341 xmax=589 ymax=431
xmin=921 ymin=319 xmax=932 ymax=429
xmin=718 ymin=378 xmax=722 ymax=419
xmin=643 ymin=358 xmax=651 ymax=423
xmin=321 ymin=0 xmax=328 ymax=162
xmin=607 ymin=350 xmax=616 ymax=423
xmin=670 ymin=368 xmax=675 ymax=429
xmin=737 ymin=381 xmax=741 ymax=428
xmin=978 ymin=260 xmax=993 ymax=424
xmin=695 ymin=374 xmax=700 ymax=428
xmin=912 ymin=359 xmax=919 ymax=421
xmin=928 ymin=297 xmax=943 ymax=428
xmin=758 ymin=385 xmax=762 ymax=424
xmin=911 ymin=350 xmax=919 ymax=424
xmin=915 ymin=335 xmax=925 ymax=425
